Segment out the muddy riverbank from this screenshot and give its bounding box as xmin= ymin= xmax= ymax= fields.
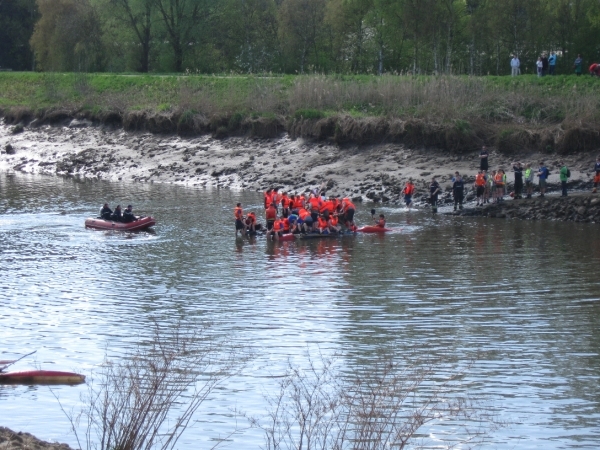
xmin=0 ymin=122 xmax=598 ymax=210
xmin=0 ymin=427 xmax=73 ymax=450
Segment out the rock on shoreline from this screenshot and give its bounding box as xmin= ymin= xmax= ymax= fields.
xmin=0 ymin=427 xmax=73 ymax=450
xmin=449 ymin=193 xmax=600 ymax=222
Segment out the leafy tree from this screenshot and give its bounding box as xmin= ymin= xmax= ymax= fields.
xmin=30 ymin=0 xmax=104 ymax=71
xmin=0 ymin=0 xmax=37 ymax=70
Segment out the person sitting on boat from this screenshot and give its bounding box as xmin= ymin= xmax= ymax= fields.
xmin=269 ymin=218 xmax=284 ymax=241
xmin=327 ymin=214 xmax=341 ymax=233
xmin=374 ymin=214 xmax=386 ymax=228
xmin=100 ymin=203 xmax=113 ymax=220
xmin=122 ymin=205 xmax=137 ymax=223
xmin=317 ymin=214 xmax=330 ymax=234
xmin=287 ymin=212 xmax=300 ymax=233
xmin=111 ymin=205 xmax=122 ymax=222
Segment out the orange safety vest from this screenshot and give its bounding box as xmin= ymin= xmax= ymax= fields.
xmin=282 ymin=218 xmax=290 ymax=232
xmin=329 ymin=216 xmax=338 ymax=226
xmin=376 ymin=219 xmax=386 ymax=228
xmin=475 ymin=174 xmax=486 ymax=186
xmin=494 ymin=173 xmax=504 ymax=185
xmin=246 ymin=213 xmax=256 ymax=224
xmin=298 ymin=208 xmax=311 ymax=220
xmin=404 ymin=183 xmax=415 ymax=195
xmin=317 ymin=216 xmax=328 ymax=228
xmin=273 ymin=219 xmax=284 ymax=231
xmin=266 ymin=206 xmax=277 ymax=220
xmin=309 ymin=197 xmax=322 ymax=212
xmin=234 ymin=206 xmax=243 ymax=220
xmin=293 ymin=197 xmax=305 ymax=209
xmin=343 ymin=200 xmax=356 ymax=211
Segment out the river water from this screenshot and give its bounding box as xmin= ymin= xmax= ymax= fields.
xmin=1 ymin=172 xmax=599 ymax=449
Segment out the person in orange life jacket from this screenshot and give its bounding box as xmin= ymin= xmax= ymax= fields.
xmin=269 ymin=217 xmax=284 ymax=241
xmin=317 ymin=214 xmax=330 ymax=234
xmin=272 ymin=188 xmax=281 ymax=211
xmin=265 ymin=203 xmax=277 ymax=230
xmin=245 ymin=211 xmax=256 ymax=234
xmin=327 ymin=214 xmax=341 ymax=233
xmin=282 ymin=217 xmax=290 ymax=233
xmin=474 ymin=171 xmax=486 ymax=206
xmin=234 ymin=203 xmax=245 ymax=236
xmin=297 ymin=208 xmax=313 ymax=233
xmin=308 ymin=194 xmax=323 ymax=229
xmin=264 ymin=188 xmax=272 ymax=209
xmin=402 ymin=178 xmax=415 ymax=209
xmin=320 ymin=197 xmax=334 ymax=215
xmin=280 ymin=192 xmax=291 ymax=218
xmin=374 ymin=214 xmax=386 ymax=228
xmin=494 ymin=170 xmax=505 ymax=203
xmin=341 ymin=198 xmax=356 ymax=230
xmin=292 ymin=194 xmax=305 ymax=212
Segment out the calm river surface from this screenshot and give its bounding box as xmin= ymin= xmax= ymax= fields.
xmin=1 ymin=172 xmax=600 ymax=449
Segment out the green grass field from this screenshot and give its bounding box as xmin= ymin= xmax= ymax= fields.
xmin=2 ymin=72 xmax=600 ymax=125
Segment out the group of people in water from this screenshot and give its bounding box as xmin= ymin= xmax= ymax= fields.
xmin=234 ymin=187 xmax=387 ymax=239
xmin=99 ymin=203 xmax=137 ymax=223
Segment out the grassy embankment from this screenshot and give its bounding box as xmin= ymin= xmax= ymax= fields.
xmin=2 ymin=72 xmax=600 ymax=152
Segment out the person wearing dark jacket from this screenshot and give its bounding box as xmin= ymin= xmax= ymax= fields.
xmin=100 ymin=203 xmax=112 ymax=220
xmin=111 ymin=205 xmax=122 ymax=222
xmin=453 ymin=173 xmax=465 ymax=211
xmin=122 ymin=205 xmax=137 ymax=223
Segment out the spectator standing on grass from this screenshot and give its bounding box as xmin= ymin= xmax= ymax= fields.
xmin=559 ymin=162 xmax=570 ymax=196
xmin=511 ymin=55 xmax=521 ymax=76
xmin=536 ymin=57 xmax=543 ymax=77
xmin=537 ymin=161 xmax=549 ymax=197
xmin=542 ymin=53 xmax=549 ymax=76
xmin=479 ymin=146 xmax=489 ymax=171
xmin=513 ymin=162 xmax=523 ymax=199
xmin=524 ymin=163 xmax=534 ymax=198
xmin=548 ymin=51 xmax=557 ymax=75
xmin=574 ymin=54 xmax=583 ymax=76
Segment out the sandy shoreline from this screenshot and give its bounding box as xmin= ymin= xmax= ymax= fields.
xmin=1 ymin=123 xmax=597 ymax=204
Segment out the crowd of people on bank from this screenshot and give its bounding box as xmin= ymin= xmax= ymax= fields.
xmin=509 ymin=52 xmax=600 ymax=77
xmin=99 ymin=203 xmax=138 ymax=223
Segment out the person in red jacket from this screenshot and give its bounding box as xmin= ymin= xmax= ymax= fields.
xmin=265 ymin=203 xmax=277 ymax=231
xmin=234 ymin=203 xmax=245 ymax=237
xmin=589 ymin=63 xmax=600 ymax=76
xmin=402 ymin=179 xmax=416 ymax=210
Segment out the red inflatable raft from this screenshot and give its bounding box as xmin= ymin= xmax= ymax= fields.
xmin=356 ymin=226 xmax=394 ymax=233
xmin=85 ymin=216 xmax=156 ymax=231
xmin=0 ymin=370 xmax=86 ymax=385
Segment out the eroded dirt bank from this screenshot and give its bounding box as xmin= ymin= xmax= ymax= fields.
xmin=0 ymin=427 xmax=72 ymax=450
xmin=0 ymin=123 xmax=597 ymax=206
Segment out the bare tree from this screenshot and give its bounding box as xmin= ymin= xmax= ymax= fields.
xmin=250 ymin=352 xmax=503 ymax=450
xmin=59 ymin=321 xmax=246 ymax=450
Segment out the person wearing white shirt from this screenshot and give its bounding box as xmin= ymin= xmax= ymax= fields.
xmin=511 ymin=56 xmax=520 ymax=76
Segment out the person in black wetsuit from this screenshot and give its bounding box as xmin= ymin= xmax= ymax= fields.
xmin=100 ymin=203 xmax=112 ymax=220
xmin=513 ymin=162 xmax=523 ymax=199
xmin=429 ymin=176 xmax=440 ymax=213
xmin=453 ymin=173 xmax=465 ymax=211
xmin=122 ymin=205 xmax=137 ymax=223
xmin=111 ymin=205 xmax=122 ymax=222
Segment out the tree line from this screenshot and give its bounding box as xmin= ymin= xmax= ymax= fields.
xmin=2 ymin=0 xmax=600 ymax=76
